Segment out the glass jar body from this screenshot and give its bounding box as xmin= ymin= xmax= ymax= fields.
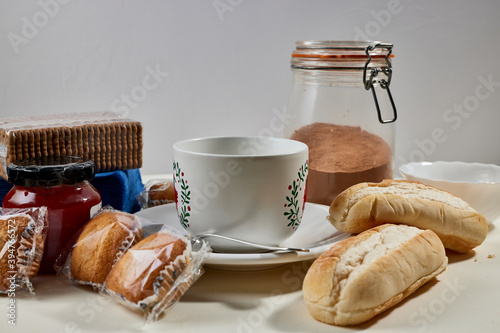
xmin=285 ymin=68 xmax=395 ymax=205
xmin=3 ymin=181 xmax=102 ymax=273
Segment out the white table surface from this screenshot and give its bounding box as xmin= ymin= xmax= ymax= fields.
xmin=2 ymin=194 xmax=500 ymax=332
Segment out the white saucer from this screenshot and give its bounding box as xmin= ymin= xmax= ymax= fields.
xmin=135 ymin=203 xmax=350 ymax=271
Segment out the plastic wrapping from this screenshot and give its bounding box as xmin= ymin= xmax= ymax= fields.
xmin=0 ymin=111 xmax=143 ymax=179
xmin=104 ymin=226 xmax=211 ymax=323
xmin=136 ymin=178 xmax=176 ymax=209
xmin=55 ymin=206 xmax=211 ymax=323
xmin=0 ymin=207 xmax=48 ymax=295
xmin=54 ymin=207 xmax=144 ymax=289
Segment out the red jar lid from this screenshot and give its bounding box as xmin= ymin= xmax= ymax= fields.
xmin=7 ymin=156 xmax=95 ymax=187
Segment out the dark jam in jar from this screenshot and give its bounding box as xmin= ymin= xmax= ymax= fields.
xmin=3 ymin=156 xmax=102 ymax=273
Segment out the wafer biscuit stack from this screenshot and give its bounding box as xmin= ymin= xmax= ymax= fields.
xmin=0 ymin=111 xmax=142 ymax=180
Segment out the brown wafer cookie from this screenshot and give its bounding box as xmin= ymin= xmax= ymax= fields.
xmin=96 ymin=124 xmax=105 ymax=172
xmin=136 ymin=122 xmax=143 ymax=168
xmin=67 ymin=126 xmax=74 ymax=157
xmin=113 ymin=123 xmax=122 ymax=170
xmin=80 ymin=125 xmax=89 ymax=160
xmin=39 ymin=128 xmax=48 ymax=159
xmin=73 ymin=126 xmax=85 ymax=158
xmin=73 ymin=126 xmax=79 ymax=157
xmin=19 ymin=129 xmax=35 ymax=159
xmin=126 ymin=123 xmax=134 ymax=169
xmin=104 ymin=123 xmax=111 ymax=172
xmin=7 ymin=132 xmax=17 ymax=163
xmin=134 ymin=122 xmax=143 ymax=169
xmin=125 ymin=122 xmax=133 ymax=170
xmin=69 ymin=126 xmax=76 ymax=157
xmin=116 ymin=122 xmax=127 ymax=170
xmin=87 ymin=125 xmax=96 ymax=163
xmin=60 ymin=127 xmax=69 ymax=156
xmin=95 ymin=123 xmax=104 ymax=172
xmin=29 ymin=129 xmax=36 ymax=159
xmin=129 ymin=122 xmax=138 ymax=169
xmin=20 ymin=130 xmax=30 ymax=160
xmin=89 ymin=124 xmax=101 ymax=172
xmin=13 ymin=131 xmax=23 ymax=162
xmin=109 ymin=123 xmax=117 ymax=170
xmin=33 ymin=129 xmax=41 ymax=158
xmin=50 ymin=128 xmax=60 ymax=156
xmin=58 ymin=128 xmax=65 ymax=156
xmin=13 ymin=131 xmax=23 ymax=160
xmin=102 ymin=123 xmax=110 ymax=172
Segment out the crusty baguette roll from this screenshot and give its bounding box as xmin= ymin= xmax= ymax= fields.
xmin=303 ymin=224 xmax=447 ymax=326
xmin=328 ymin=179 xmax=488 ymax=253
xmin=70 ymin=211 xmax=143 ymax=284
xmin=105 ymin=231 xmax=189 ymax=304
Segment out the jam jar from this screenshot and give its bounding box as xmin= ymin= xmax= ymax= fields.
xmin=284 ymin=41 xmax=398 ymax=205
xmin=3 ymin=156 xmax=102 ymax=273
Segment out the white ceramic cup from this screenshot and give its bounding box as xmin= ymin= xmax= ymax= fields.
xmin=173 ymin=136 xmax=309 ymax=252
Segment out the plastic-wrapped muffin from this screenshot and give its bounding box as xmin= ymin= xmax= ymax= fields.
xmin=0 ymin=207 xmax=48 ymax=294
xmin=55 ymin=209 xmax=143 ymax=287
xmin=104 ymin=227 xmax=211 ymax=322
xmin=136 ymin=179 xmax=176 ymax=209
xmin=70 ymin=210 xmax=143 ymax=285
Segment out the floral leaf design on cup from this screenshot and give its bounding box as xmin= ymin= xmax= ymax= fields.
xmin=173 ymin=161 xmax=191 ymax=229
xmin=284 ymin=161 xmax=309 ymax=230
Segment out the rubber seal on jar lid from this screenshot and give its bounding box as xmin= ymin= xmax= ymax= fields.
xmin=292 ymin=41 xmax=395 ymax=59
xmin=7 ymin=156 xmax=96 ymax=187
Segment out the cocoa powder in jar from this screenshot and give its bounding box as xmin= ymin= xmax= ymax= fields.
xmin=290 ymin=122 xmax=393 ymax=205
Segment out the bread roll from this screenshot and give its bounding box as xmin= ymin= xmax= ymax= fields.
xmin=328 ymin=179 xmax=488 ymax=253
xmin=105 ymin=231 xmax=189 ymax=304
xmin=0 ymin=213 xmax=45 ymax=292
xmin=70 ymin=211 xmax=143 ymax=285
xmin=303 ymin=224 xmax=447 ymax=326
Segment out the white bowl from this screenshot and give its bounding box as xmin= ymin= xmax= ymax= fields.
xmin=399 ymin=161 xmax=500 ymax=222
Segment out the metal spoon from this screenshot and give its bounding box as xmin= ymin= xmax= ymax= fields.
xmin=197 ymin=233 xmax=310 ymax=252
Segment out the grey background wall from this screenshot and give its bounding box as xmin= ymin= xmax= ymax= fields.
xmin=1 ymin=0 xmax=499 ymax=175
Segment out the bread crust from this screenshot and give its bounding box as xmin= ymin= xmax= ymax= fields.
xmin=328 ymin=179 xmax=488 ymax=253
xmin=70 ymin=211 xmax=143 ymax=284
xmin=105 ymin=232 xmax=188 ymax=304
xmin=303 ymin=224 xmax=448 ymax=326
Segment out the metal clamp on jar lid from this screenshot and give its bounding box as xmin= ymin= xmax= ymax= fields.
xmin=7 ymin=156 xmax=96 ymax=187
xmin=291 ymin=40 xmax=397 ymax=124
